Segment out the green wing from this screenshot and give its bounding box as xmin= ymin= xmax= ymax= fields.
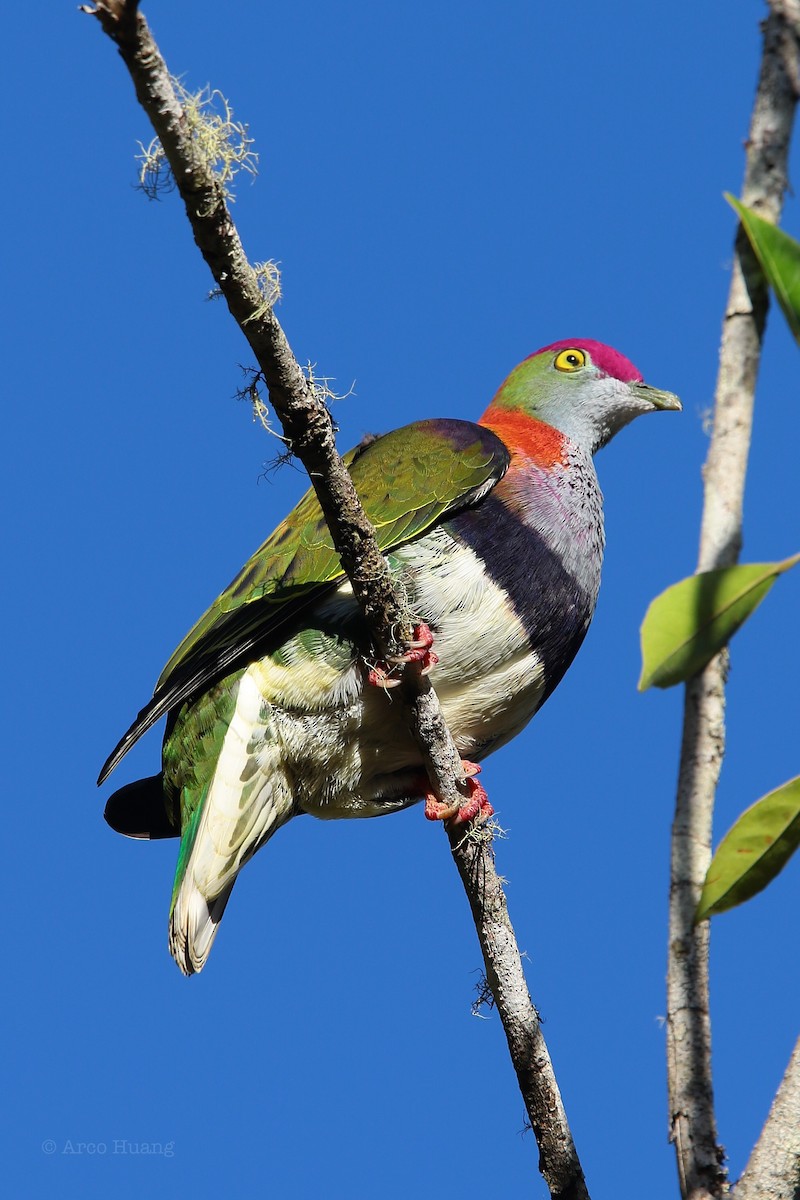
xmin=159 ymin=419 xmax=507 ymax=682
xmin=98 ymin=418 xmax=508 ymax=783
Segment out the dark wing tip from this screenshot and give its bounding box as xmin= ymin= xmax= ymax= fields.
xmin=98 ymin=740 xmax=127 ymax=787
xmin=104 ymin=774 xmax=179 ymax=840
xmin=98 ymin=689 xmax=177 ymax=787
xmin=97 ymin=722 xmax=145 ymax=787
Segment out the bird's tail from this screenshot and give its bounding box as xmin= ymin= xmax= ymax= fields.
xmin=169 ymin=875 xmax=237 ymax=977
xmin=168 ymin=766 xmax=295 ymax=975
xmin=167 ymin=672 xmax=296 ymax=975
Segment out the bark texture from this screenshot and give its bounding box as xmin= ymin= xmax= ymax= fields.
xmin=87 ymin=2 xmax=588 ymax=1194
xmin=667 ymin=4 xmax=800 ymax=1198
xmin=735 ymin=1034 xmax=800 ymax=1200
xmin=448 ymin=822 xmax=589 ymax=1200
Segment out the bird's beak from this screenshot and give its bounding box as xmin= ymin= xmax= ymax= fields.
xmin=629 ymin=382 xmax=682 ymax=412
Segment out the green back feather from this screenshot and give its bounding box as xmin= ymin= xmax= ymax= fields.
xmin=158 ymin=419 xmax=508 ymax=688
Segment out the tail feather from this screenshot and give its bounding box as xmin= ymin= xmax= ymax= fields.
xmin=169 ymin=880 xmax=236 ymax=976
xmin=167 ymin=666 xmax=296 ymax=974
xmin=104 ymin=773 xmax=179 ymax=840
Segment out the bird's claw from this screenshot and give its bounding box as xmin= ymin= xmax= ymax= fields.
xmin=423 ymin=761 xmax=494 ymax=826
xmin=367 ymin=623 xmax=439 ymax=688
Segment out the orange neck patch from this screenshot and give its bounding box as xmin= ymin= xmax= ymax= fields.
xmin=479 ymin=405 xmax=567 ymax=468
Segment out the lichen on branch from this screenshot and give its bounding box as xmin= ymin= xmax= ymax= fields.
xmin=137 ymin=78 xmax=258 ymax=200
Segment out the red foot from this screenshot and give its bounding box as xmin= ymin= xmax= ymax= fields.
xmin=367 ymin=623 xmax=439 ymax=688
xmin=423 ymin=761 xmax=494 ymax=826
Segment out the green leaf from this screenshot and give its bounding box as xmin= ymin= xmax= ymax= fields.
xmin=696 ymin=776 xmax=800 ymax=922
xmin=727 ymin=193 xmax=800 ymax=343
xmin=638 ymin=553 xmax=800 ymax=690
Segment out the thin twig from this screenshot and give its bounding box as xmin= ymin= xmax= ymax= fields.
xmin=87 ymin=2 xmax=589 ymax=1192
xmin=86 ymin=0 xmax=468 ymax=817
xmin=448 ymin=821 xmax=589 ymax=1200
xmin=667 ymin=4 xmax=800 ymax=1198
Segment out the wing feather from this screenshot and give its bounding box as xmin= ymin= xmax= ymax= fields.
xmin=98 ymin=418 xmax=508 ymax=783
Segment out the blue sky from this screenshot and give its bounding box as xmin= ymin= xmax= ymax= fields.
xmin=5 ymin=2 xmax=799 ymax=1196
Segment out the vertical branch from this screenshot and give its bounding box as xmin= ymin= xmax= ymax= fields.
xmin=667 ymin=4 xmax=800 ymax=1197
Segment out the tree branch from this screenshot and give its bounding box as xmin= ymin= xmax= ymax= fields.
xmin=87 ymin=2 xmax=589 ymax=1194
xmin=448 ymin=821 xmax=589 ymax=1200
xmin=667 ymin=4 xmax=800 ymax=1197
xmin=735 ymin=1034 xmax=800 ymax=1200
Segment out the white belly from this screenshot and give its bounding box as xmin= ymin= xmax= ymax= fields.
xmin=249 ymin=528 xmax=546 ymax=817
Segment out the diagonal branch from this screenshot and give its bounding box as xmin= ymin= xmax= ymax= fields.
xmin=86 ymin=3 xmax=589 ymax=1195
xmin=448 ymin=821 xmax=589 ymax=1200
xmin=667 ymin=4 xmax=800 ymax=1197
xmin=735 ymin=1034 xmax=800 ymax=1200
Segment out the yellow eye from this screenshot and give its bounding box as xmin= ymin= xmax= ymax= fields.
xmin=554 ymin=348 xmax=587 ymax=372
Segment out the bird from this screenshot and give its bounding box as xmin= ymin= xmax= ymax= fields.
xmin=100 ymin=339 xmax=680 ymax=975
